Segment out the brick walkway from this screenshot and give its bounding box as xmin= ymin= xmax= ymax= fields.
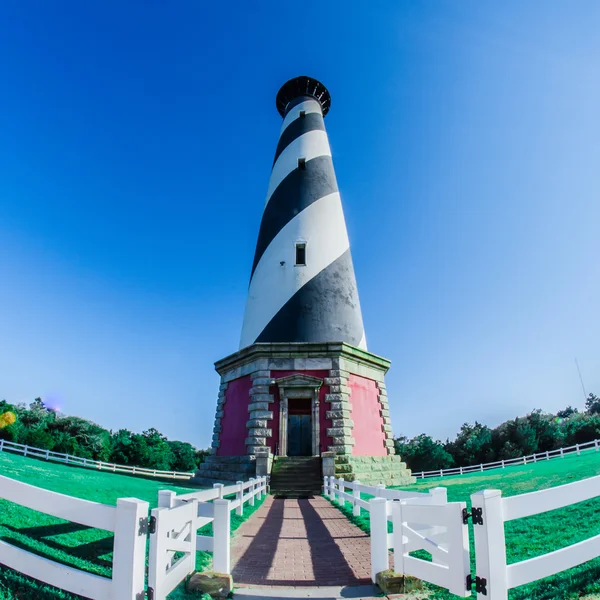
xmin=231 ymin=496 xmax=372 ymax=587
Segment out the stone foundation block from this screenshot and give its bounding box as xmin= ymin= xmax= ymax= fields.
xmin=326 ymin=409 xmax=352 ymax=420
xmin=327 ymin=427 xmax=353 ymax=437
xmin=248 ymin=401 xmax=270 ymax=411
xmin=245 ymin=436 xmax=267 ymax=446
xmin=186 ymin=571 xmax=233 ymax=598
xmin=331 ymin=418 xmax=353 ymax=428
xmin=329 ymin=401 xmax=351 ymax=411
xmin=248 ymin=410 xmax=273 ymax=420
xmin=376 ymin=570 xmax=422 ymax=595
xmin=249 ymin=385 xmax=270 ymax=395
xmin=331 ymin=436 xmax=355 ymax=446
xmin=246 ymin=428 xmax=272 ymax=438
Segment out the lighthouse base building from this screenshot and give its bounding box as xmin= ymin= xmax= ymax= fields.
xmin=192 ymin=342 xmax=414 ymax=488
xmin=192 ymin=76 xmax=414 ymax=491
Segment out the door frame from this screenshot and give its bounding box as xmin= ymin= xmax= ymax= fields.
xmin=276 ymin=374 xmax=323 ymax=457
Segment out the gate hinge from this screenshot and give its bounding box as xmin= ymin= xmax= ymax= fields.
xmin=462 ymin=507 xmax=483 ymax=525
xmin=466 ymin=574 xmax=487 ymax=595
xmin=139 ymin=516 xmax=156 ymax=536
xmin=148 ymin=515 xmax=156 ymax=534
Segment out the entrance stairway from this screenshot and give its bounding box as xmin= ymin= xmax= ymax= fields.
xmin=269 ymin=457 xmax=322 ymax=498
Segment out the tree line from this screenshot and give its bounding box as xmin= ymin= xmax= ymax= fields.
xmin=0 ymin=398 xmax=210 ymax=472
xmin=395 ymin=393 xmax=600 ymax=473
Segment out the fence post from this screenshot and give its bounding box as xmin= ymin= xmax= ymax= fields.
xmin=249 ymin=478 xmax=255 ymax=506
xmin=324 ymin=476 xmax=329 ymax=498
xmin=391 ymin=500 xmax=405 ymax=574
xmin=595 ymin=440 xmax=599 ymax=452
xmin=501 ymin=460 xmax=505 ymax=468
xmin=471 ymin=489 xmax=507 ymax=599
xmin=158 ymin=490 xmax=176 ymax=508
xmin=45 ymin=449 xmax=50 ymax=460
xmin=376 ymin=483 xmax=386 ymax=498
xmin=23 ymin=445 xmax=28 ymax=457
xmin=428 ymin=487 xmax=447 ymax=505
xmin=330 ymin=476 xmax=337 ymax=502
xmin=576 ymin=444 xmax=581 ymax=456
xmin=352 ymin=480 xmax=361 ymax=516
xmin=0 ymin=440 xmax=3 ymax=452
xmin=479 ymin=463 xmax=483 ymax=472
xmin=545 ymin=451 xmax=549 ymax=460
xmin=213 ymin=483 xmax=224 ymax=499
xmin=337 ymin=477 xmax=345 ymax=506
xmin=236 ymin=481 xmax=244 ymax=516
xmin=213 ymin=499 xmax=231 ymax=575
xmin=369 ymin=498 xmax=388 ymax=583
xmin=112 ymin=497 xmax=149 ymax=599
xmin=459 ymin=466 xmax=463 ymax=475
xmin=560 ymin=447 xmax=564 ymax=458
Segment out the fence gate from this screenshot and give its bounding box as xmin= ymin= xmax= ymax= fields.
xmin=147 ymin=498 xmax=198 ymax=600
xmin=371 ymin=497 xmax=471 ymax=597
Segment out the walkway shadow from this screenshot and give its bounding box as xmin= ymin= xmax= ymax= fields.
xmin=298 ymin=499 xmax=368 ymax=586
xmin=231 ymin=498 xmax=285 ymax=582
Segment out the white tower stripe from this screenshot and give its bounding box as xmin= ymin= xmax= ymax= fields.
xmin=240 ymin=192 xmax=350 ymax=348
xmin=265 ymin=130 xmax=332 ymax=206
xmin=279 ymin=98 xmax=323 ymax=134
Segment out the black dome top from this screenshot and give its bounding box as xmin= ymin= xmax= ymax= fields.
xmin=276 ymin=76 xmax=331 ymax=117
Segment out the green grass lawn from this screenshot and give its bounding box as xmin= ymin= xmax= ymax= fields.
xmin=0 ymin=451 xmax=263 ymax=600
xmin=329 ymin=449 xmax=600 ymax=600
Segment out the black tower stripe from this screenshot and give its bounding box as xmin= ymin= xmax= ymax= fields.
xmin=272 ymin=113 xmax=325 ymax=165
xmin=250 ymin=155 xmax=338 ymax=279
xmin=254 ymin=249 xmax=364 ymax=346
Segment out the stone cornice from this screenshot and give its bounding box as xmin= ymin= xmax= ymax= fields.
xmin=214 ymin=342 xmax=391 ymax=375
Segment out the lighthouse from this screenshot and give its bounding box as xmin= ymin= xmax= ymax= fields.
xmin=240 ymin=76 xmax=366 ymax=351
xmin=193 ymin=77 xmax=414 ymax=490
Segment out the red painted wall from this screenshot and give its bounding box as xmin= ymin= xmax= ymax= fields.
xmin=349 ymin=374 xmax=386 ymax=456
xmin=268 ymin=370 xmax=331 ymax=455
xmin=217 ymin=375 xmax=252 ymax=456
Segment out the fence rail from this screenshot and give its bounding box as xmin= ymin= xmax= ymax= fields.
xmin=0 ymin=474 xmax=148 ymax=600
xmin=0 ymin=438 xmax=194 ymax=480
xmin=412 ymin=438 xmax=600 ymax=479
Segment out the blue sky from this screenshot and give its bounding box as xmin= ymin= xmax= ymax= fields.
xmin=1 ymin=1 xmax=599 ymax=449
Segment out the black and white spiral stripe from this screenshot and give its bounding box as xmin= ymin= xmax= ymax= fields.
xmin=240 ymin=96 xmax=367 ymax=350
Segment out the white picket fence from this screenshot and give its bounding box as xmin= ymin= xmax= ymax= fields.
xmin=413 ymin=438 xmax=600 ymax=479
xmin=470 ymin=474 xmax=600 ymax=599
xmin=148 ymin=476 xmax=267 ymax=600
xmin=0 ymin=474 xmax=148 ymax=599
xmin=330 ymin=473 xmax=600 ymax=599
xmin=0 ymin=438 xmax=194 ymax=480
xmin=0 ymin=472 xmax=266 ymax=600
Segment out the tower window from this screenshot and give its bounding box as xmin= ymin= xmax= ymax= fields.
xmin=298 ymin=158 xmax=306 ymax=170
xmin=299 ymin=110 xmax=306 ymax=118
xmin=295 ymin=243 xmax=306 ymax=266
